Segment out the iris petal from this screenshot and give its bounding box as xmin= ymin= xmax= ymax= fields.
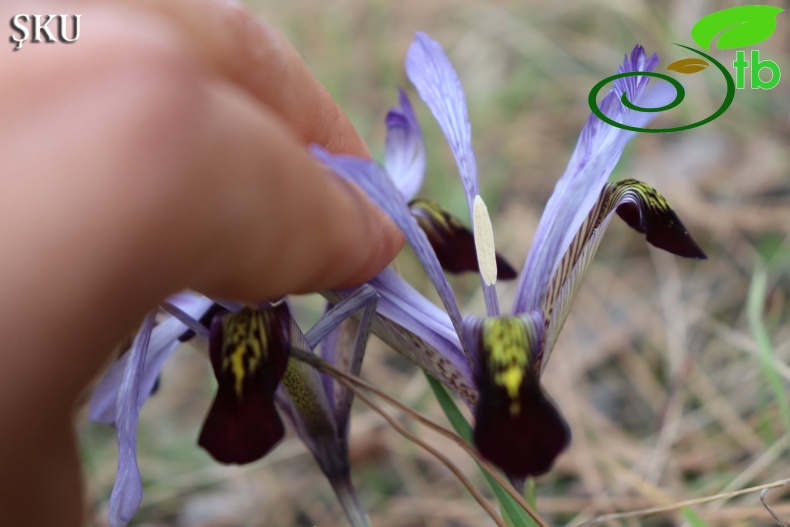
xmin=464 ymin=314 xmax=570 ymax=478
xmin=410 ymin=199 xmax=517 ymax=279
xmin=89 ymin=293 xmax=214 ymax=425
xmin=405 ymin=32 xmax=479 ymax=214
xmin=514 ymin=45 xmax=674 ymax=315
xmin=405 ymin=33 xmax=500 ymax=316
xmin=278 ymin=295 xmax=376 ymax=527
xmin=108 ymin=312 xmax=156 ymax=527
xmin=538 ymin=179 xmax=705 ymax=371
xmin=198 ymin=304 xmax=290 ymax=464
xmin=324 ymin=268 xmax=477 ymax=405
xmin=385 ymin=88 xmax=426 ymax=201
xmin=312 ymin=147 xmax=465 ymax=341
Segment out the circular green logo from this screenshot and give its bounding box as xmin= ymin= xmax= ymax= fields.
xmin=588 ymin=44 xmax=735 ymax=133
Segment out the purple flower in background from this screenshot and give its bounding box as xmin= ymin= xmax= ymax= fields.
xmin=315 ymin=32 xmax=705 ymax=479
xmin=90 ymin=287 xmax=379 ymax=527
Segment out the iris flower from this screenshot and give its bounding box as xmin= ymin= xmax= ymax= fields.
xmin=315 ymin=32 xmax=705 ymax=479
xmin=89 ymin=286 xmax=379 ymax=527
xmin=91 ymin=31 xmax=706 ymax=526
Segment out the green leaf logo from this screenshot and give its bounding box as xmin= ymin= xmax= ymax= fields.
xmin=691 ymin=5 xmax=784 ymax=50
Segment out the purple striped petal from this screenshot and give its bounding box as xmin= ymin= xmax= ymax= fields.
xmin=384 ymin=88 xmax=426 ymax=201
xmin=323 ymin=268 xmax=477 ymax=405
xmin=369 ymin=268 xmax=470 ymax=373
xmin=312 ymin=147 xmax=465 ymax=340
xmin=309 ymin=286 xmax=379 ymax=424
xmin=405 ymin=33 xmax=501 ymax=317
xmin=108 ymin=312 xmax=156 ymax=527
xmin=325 ymin=290 xmax=379 ymax=436
xmin=405 ymin=32 xmax=479 ymax=216
xmin=513 ymin=46 xmax=674 ymax=314
xmin=89 ymin=293 xmax=214 ymax=424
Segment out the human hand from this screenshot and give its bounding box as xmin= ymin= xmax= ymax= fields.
xmin=0 ymin=1 xmax=401 ymax=525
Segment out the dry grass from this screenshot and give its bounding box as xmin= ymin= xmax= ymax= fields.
xmin=79 ymin=0 xmax=789 ymax=525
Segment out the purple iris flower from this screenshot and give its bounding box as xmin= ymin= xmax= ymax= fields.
xmin=89 ymin=287 xmax=379 ymax=527
xmin=315 ymin=32 xmax=705 ymax=479
xmin=90 ymin=30 xmax=708 ymax=526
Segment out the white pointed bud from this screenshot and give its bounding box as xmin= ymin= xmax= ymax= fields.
xmin=473 ymin=194 xmax=497 ymax=286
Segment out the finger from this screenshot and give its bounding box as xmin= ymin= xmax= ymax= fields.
xmin=181 ymin=80 xmax=402 ymax=299
xmin=0 ymin=5 xmax=400 ymax=339
xmin=111 ymin=0 xmax=371 ymax=157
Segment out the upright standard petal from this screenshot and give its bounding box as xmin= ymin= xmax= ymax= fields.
xmin=405 ymin=32 xmax=479 ymax=214
xmin=198 ymin=304 xmax=291 ymax=464
xmin=108 ymin=313 xmax=157 ymax=527
xmin=385 ymin=88 xmax=426 ymax=201
xmin=405 ymin=33 xmax=500 ymax=316
xmin=309 ymin=286 xmax=379 ymax=415
xmin=537 ymin=179 xmax=706 ymax=371
xmin=514 ymin=46 xmax=675 ymax=314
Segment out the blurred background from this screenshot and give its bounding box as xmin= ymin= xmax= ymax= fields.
xmin=79 ymin=0 xmax=789 ymax=525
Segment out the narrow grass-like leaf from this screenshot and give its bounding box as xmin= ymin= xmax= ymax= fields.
xmin=425 ymin=373 xmax=538 ymax=527
xmin=525 ymin=479 xmax=537 ymax=511
xmin=747 ymin=266 xmax=790 ymax=439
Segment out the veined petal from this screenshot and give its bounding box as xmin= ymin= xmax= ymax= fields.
xmin=405 ymin=34 xmax=501 ymax=316
xmin=514 ymin=45 xmax=674 ymax=314
xmin=312 ymin=147 xmax=464 ymax=339
xmin=305 ymin=285 xmax=379 ymax=349
xmin=464 ymin=314 xmax=570 ymax=478
xmin=332 ymin=296 xmax=378 ymax=437
xmin=384 ymin=88 xmax=426 ymax=201
xmin=323 ymin=268 xmax=478 ymax=406
xmin=537 ymin=179 xmax=706 ymax=371
xmin=304 ymin=285 xmax=379 ymax=434
xmin=108 ymin=312 xmax=156 ymax=527
xmin=89 ymin=293 xmax=214 ymax=424
xmin=279 ymin=328 xmax=338 ymax=462
xmin=198 ymin=304 xmax=290 ymax=464
xmin=279 ymin=320 xmax=371 ymax=527
xmin=405 ymin=32 xmax=479 ymax=214
xmin=410 ymin=199 xmax=517 ymax=279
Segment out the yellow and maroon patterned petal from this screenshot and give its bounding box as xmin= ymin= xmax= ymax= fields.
xmin=466 ymin=315 xmax=570 ymax=477
xmin=198 ymin=304 xmax=291 ymax=464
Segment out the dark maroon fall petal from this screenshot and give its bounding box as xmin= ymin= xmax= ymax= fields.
xmin=409 ymin=198 xmax=517 ymax=279
xmin=612 ymin=180 xmax=707 ymax=259
xmin=198 ymin=384 xmax=285 ymax=464
xmin=474 ymin=380 xmax=570 ymax=478
xmin=468 ymin=315 xmax=570 ymax=478
xmin=198 ymin=303 xmax=291 ymax=464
